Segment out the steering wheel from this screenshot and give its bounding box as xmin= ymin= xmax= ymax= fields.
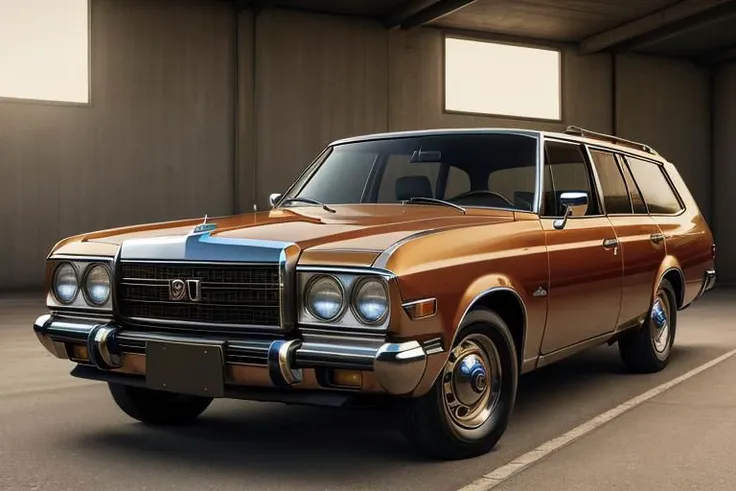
xmin=447 ymin=190 xmax=516 ymax=208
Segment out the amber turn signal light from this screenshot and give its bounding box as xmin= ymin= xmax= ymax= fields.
xmin=331 ymin=369 xmax=362 ymax=388
xmin=403 ymin=298 xmax=437 ymax=320
xmin=71 ymin=344 xmax=89 ymax=361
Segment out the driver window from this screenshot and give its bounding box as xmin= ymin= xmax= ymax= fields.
xmin=543 ymin=141 xmax=601 ymax=217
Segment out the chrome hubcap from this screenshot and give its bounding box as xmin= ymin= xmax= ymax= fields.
xmin=442 ymin=334 xmax=502 ymax=429
xmin=651 ymin=294 xmax=670 ymax=354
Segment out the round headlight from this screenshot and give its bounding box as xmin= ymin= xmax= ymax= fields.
xmin=305 ymin=275 xmax=345 ymax=321
xmin=53 ymin=262 xmax=79 ymax=304
xmin=352 ymin=278 xmax=388 ymax=324
xmin=84 ymin=264 xmax=111 ymax=306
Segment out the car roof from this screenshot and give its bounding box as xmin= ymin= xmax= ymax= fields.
xmin=330 ymin=127 xmax=666 ymax=164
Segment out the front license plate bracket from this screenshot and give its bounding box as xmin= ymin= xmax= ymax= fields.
xmin=146 ymin=340 xmax=226 ymax=398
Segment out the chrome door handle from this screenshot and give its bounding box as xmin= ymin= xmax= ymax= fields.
xmin=603 ymin=238 xmax=619 ymax=249
xmin=650 ymin=233 xmax=665 ymax=244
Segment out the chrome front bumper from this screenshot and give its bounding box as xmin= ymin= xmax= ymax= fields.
xmin=33 ymin=314 xmax=436 ymax=396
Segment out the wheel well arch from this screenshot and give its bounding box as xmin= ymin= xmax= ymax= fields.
xmin=660 ymin=267 xmax=685 ymax=309
xmin=456 ymin=287 xmax=527 ymax=367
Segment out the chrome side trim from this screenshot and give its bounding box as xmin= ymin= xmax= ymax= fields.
xmin=537 ymin=331 xmax=613 ymax=368
xmin=372 ymin=228 xmax=447 ymax=270
xmin=48 ymin=254 xmax=115 ymax=262
xmin=295 ymin=265 xmax=395 ymax=278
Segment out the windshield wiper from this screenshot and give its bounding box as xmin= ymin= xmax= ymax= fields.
xmin=405 ymin=196 xmax=466 ymax=215
xmin=279 ymin=197 xmax=337 ymax=213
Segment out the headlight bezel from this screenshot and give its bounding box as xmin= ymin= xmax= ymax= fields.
xmin=51 ymin=261 xmax=80 ymax=305
xmin=47 ymin=256 xmax=115 ymax=312
xmin=81 ymin=262 xmax=113 ymax=307
xmin=297 ymin=268 xmax=394 ymax=331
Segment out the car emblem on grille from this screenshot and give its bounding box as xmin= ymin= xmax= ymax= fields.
xmin=169 ymin=279 xmax=202 ymax=302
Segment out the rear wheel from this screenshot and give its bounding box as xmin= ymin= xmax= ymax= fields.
xmin=109 ymin=383 xmax=213 ymax=425
xmin=401 ymin=308 xmax=518 ymax=460
xmin=619 ymin=279 xmax=677 ymax=373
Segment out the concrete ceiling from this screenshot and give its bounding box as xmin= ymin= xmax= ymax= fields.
xmin=243 ymin=0 xmax=736 ymax=64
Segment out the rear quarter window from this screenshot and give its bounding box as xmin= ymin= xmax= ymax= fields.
xmin=625 ymin=156 xmax=684 ymax=215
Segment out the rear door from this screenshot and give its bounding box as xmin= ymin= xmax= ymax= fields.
xmin=587 ymin=148 xmax=666 ymax=328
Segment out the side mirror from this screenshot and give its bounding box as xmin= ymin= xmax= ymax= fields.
xmin=553 ymin=191 xmax=588 ymax=230
xmin=269 ymin=193 xmax=282 ymax=208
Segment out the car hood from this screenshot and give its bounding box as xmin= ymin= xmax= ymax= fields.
xmin=52 ymin=204 xmax=513 ymax=266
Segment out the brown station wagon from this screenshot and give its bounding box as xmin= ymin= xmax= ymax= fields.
xmin=34 ymin=126 xmax=716 ymax=460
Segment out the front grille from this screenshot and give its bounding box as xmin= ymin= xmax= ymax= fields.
xmin=117 ymin=262 xmax=281 ymax=328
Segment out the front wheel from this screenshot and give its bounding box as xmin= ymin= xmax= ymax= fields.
xmin=108 ymin=383 xmax=213 ymax=425
xmin=619 ymin=279 xmax=677 ymax=373
xmin=401 ymin=308 xmax=519 ymax=460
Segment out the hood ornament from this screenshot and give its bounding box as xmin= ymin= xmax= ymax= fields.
xmin=192 ymin=214 xmax=217 ymax=234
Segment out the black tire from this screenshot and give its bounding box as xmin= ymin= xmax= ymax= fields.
xmin=619 ymin=279 xmax=677 ymax=374
xmin=401 ymin=308 xmax=519 ymax=460
xmin=108 ymin=383 xmax=213 ymax=425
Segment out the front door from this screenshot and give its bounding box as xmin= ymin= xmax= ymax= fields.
xmin=539 ymin=140 xmax=623 ymax=355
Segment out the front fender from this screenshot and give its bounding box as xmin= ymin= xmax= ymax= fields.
xmin=410 ymin=272 xmax=544 ymax=397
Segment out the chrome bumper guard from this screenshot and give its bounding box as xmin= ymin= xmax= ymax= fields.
xmin=33 ymin=314 xmax=431 ymax=396
xmin=695 ymin=269 xmax=717 ymax=300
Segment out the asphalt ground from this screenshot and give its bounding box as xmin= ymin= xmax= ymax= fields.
xmin=1 ymin=289 xmax=733 ymax=491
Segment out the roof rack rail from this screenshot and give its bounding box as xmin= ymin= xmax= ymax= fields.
xmin=564 ymin=125 xmax=657 ymax=155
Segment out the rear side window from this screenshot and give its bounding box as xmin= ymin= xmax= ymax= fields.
xmin=626 ymin=156 xmax=683 ymax=214
xmin=617 ymin=155 xmax=647 ymax=214
xmin=589 ymin=149 xmax=632 ymax=214
xmin=543 ymin=141 xmax=601 ymax=216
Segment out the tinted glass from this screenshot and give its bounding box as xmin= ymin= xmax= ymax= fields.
xmin=617 ymin=155 xmax=648 ymax=214
xmin=626 ymin=156 xmax=683 ymax=214
xmin=285 ymin=133 xmax=539 ymax=211
xmin=589 ymin=149 xmax=632 ymax=214
xmin=543 ymin=141 xmax=600 ymax=216
xmin=488 ymin=166 xmax=536 ymax=211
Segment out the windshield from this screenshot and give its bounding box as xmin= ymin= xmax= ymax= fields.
xmin=282 ymin=133 xmax=540 ymax=212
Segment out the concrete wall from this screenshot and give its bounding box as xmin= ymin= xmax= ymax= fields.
xmin=247 ymin=8 xmax=614 ymax=208
xmin=615 ymin=54 xmax=711 ymax=221
xmin=0 ymin=3 xmax=719 ymax=289
xmin=713 ymin=63 xmax=736 ymax=284
xmin=0 ymin=0 xmax=235 ymax=290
